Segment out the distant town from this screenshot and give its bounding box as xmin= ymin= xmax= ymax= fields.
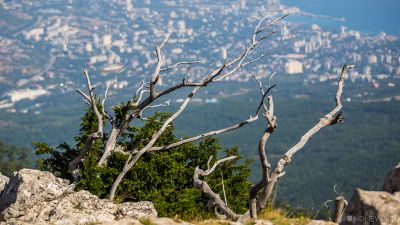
xmin=1 ymin=0 xmax=399 ymax=113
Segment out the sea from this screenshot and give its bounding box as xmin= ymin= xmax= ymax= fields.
xmin=280 ymin=0 xmax=400 ymax=35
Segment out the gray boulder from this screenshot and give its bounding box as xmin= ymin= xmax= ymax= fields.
xmin=0 ymin=169 xmax=157 ymax=225
xmin=340 ymin=189 xmax=400 ymax=225
xmin=383 ymin=162 xmax=400 ymax=193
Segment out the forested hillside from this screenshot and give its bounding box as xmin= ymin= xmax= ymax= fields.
xmin=0 ymin=141 xmax=33 ymax=176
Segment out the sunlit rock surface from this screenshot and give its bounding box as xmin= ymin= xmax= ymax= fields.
xmin=0 ymin=169 xmax=157 ymax=225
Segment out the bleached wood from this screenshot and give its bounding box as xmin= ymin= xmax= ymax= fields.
xmin=193 ymin=156 xmax=240 ymax=220
xmin=254 ymin=64 xmax=354 ymax=216
xmin=70 ymin=69 xmax=104 ymax=182
xmin=97 ymin=15 xmax=282 ymax=167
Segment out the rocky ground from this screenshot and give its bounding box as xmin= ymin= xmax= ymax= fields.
xmin=340 ymin=162 xmax=400 ymax=225
xmin=0 ymin=163 xmax=399 ymax=225
xmin=0 ymin=169 xmax=156 ymax=225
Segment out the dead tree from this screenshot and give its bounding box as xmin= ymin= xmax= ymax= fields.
xmin=193 ymin=64 xmax=356 ymax=221
xmin=72 ymin=15 xmax=287 ymax=200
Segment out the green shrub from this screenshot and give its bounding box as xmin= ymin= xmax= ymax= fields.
xmin=35 ymin=108 xmax=251 ymax=219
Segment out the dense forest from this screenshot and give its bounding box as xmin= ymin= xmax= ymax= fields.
xmin=0 ymin=141 xmax=33 ymax=176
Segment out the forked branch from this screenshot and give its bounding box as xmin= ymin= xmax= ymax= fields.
xmin=199 ymin=64 xmax=355 ymax=221
xmin=248 ymin=71 xmax=277 ymax=218
xmin=109 ymin=86 xmax=201 ymax=200
xmin=193 ymin=156 xmax=240 ymax=220
xmin=255 ymin=64 xmax=355 ymax=215
xmin=148 ymin=114 xmax=258 ymax=153
xmin=70 ymin=69 xmax=104 ymax=182
xmin=97 ymin=15 xmax=285 ymax=167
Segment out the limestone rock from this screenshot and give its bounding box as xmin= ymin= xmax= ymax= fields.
xmin=254 ymin=219 xmax=273 ymax=225
xmin=142 ymin=217 xmax=194 ymax=225
xmin=100 ymin=218 xmax=142 ymax=225
xmin=0 ymin=173 xmax=8 ymax=194
xmin=116 ymin=201 xmax=158 ymax=219
xmin=383 ymin=162 xmax=400 ymax=193
xmin=100 ymin=217 xmax=194 ymax=225
xmin=307 ymin=220 xmax=337 ymax=225
xmin=341 ymin=189 xmax=400 ymax=225
xmin=0 ymin=169 xmax=75 ymax=221
xmin=197 ymin=219 xmax=242 ymax=225
xmin=0 ymin=169 xmax=157 ymax=225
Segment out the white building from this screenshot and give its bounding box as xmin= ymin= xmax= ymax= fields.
xmin=7 ymin=88 xmax=49 ymax=103
xmin=285 ymin=60 xmax=303 ymax=74
xmin=25 ymin=28 xmax=44 ymax=41
xmin=368 ymin=55 xmax=378 ymax=64
xmin=85 ymin=42 xmax=93 ymax=52
xmin=126 ymin=0 xmax=134 ymax=12
xmin=177 ymin=20 xmax=186 ymax=33
xmin=220 ymin=47 xmax=228 ymax=60
xmin=305 ymin=43 xmax=313 ymax=53
xmin=103 ymin=34 xmax=112 ymax=46
xmin=281 ymin=24 xmax=289 ymax=39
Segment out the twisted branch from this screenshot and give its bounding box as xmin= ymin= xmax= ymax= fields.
xmin=193 ymin=156 xmax=240 ymax=220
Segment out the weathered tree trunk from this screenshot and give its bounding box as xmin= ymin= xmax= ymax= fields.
xmin=70 ymin=69 xmax=104 ymax=182
xmin=193 ymin=156 xmax=241 ymax=221
xmin=241 ymin=64 xmax=355 ymax=221
xmin=98 ymin=127 xmax=121 ymax=166
xmin=333 ymin=196 xmax=347 ymax=223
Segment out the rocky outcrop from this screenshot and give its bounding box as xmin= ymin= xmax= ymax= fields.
xmin=0 ymin=169 xmax=157 ymax=225
xmin=101 ymin=217 xmax=196 ymax=225
xmin=340 ymin=162 xmax=400 ymax=225
xmin=0 ymin=173 xmax=8 ymax=194
xmin=307 ymin=220 xmax=337 ymax=225
xmin=383 ymin=162 xmax=400 ymax=193
xmin=341 ymin=189 xmax=400 ymax=225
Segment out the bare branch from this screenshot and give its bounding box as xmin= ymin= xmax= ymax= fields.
xmin=333 ymin=196 xmax=347 ymax=223
xmin=83 ymin=69 xmax=104 ymax=135
xmin=147 ymin=14 xmax=284 ymax=101
xmin=160 ymin=60 xmax=204 ymax=72
xmin=150 ymin=33 xmax=171 ymax=99
xmin=143 ymin=100 xmax=170 ymax=110
xmin=255 ymin=14 xmax=288 ymax=35
xmin=221 ymin=172 xmax=228 ymax=206
xmin=257 ymin=64 xmax=355 ymax=212
xmin=201 ymin=156 xmax=237 ymax=176
xmin=102 ymin=77 xmax=118 ymax=115
xmin=193 ymin=156 xmax=240 ymax=220
xmin=256 ymin=30 xmax=278 ymax=44
xmin=69 ymin=69 xmax=104 ymax=182
xmin=98 ymin=15 xmax=284 ymax=169
xmin=148 ymin=114 xmax=258 ymax=152
xmin=253 ymin=15 xmax=270 ymax=42
xmin=137 ymin=90 xmax=149 ymax=104
xmin=249 ymin=95 xmax=276 ymax=218
xmin=207 ymin=156 xmax=213 ymax=170
xmin=241 ymin=50 xmax=278 ymax=67
xmin=135 ymin=81 xmax=148 ymax=97
xmin=246 ymin=69 xmax=276 ymax=115
xmin=76 ymin=89 xmax=91 ymax=103
xmin=213 ymin=15 xmax=283 ymax=82
xmin=109 ymin=86 xmax=201 ymax=201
